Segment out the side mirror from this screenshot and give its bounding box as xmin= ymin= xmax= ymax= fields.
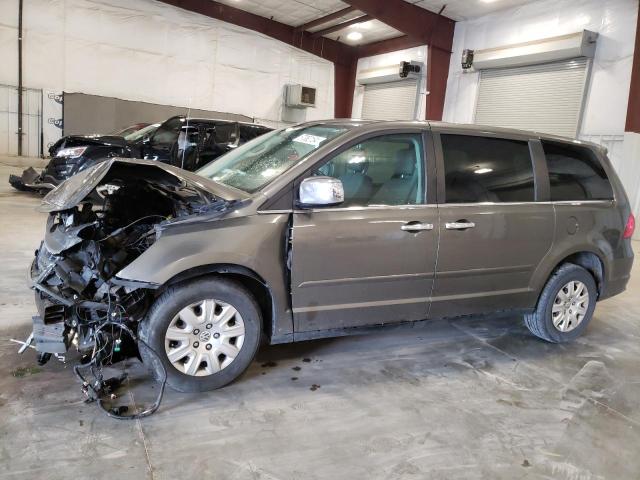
xmin=298 ymin=176 xmax=344 ymax=208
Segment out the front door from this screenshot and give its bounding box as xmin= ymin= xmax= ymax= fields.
xmin=143 ymin=116 xmax=184 ymax=164
xmin=430 ymin=132 xmax=554 ymax=318
xmin=291 ymin=131 xmax=439 ymax=333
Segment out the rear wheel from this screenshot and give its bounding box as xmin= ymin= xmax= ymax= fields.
xmin=139 ymin=277 xmax=262 ymax=392
xmin=524 ymin=263 xmax=597 ymax=343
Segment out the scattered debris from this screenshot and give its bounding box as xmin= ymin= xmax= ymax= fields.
xmin=302 ymin=358 xmax=311 ymax=363
xmin=291 ymin=377 xmax=298 ymax=381
xmin=292 ymin=366 xmax=301 ymax=371
xmin=310 ymin=384 xmax=321 ymax=391
xmin=261 ymin=361 xmax=277 ymax=368
xmin=522 ymin=459 xmax=531 ymax=467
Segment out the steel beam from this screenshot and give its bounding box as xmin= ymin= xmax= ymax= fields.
xmin=311 ymin=15 xmax=372 ymax=38
xmin=295 ymin=6 xmax=358 ymax=32
xmin=157 ymin=0 xmax=355 ymax=66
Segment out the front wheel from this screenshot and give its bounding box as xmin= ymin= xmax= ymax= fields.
xmin=524 ymin=263 xmax=597 ymax=343
xmin=139 ymin=277 xmax=262 ymax=392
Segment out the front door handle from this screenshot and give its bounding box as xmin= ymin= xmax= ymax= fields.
xmin=401 ymin=222 xmax=434 ymax=232
xmin=445 ymin=221 xmax=476 ymax=230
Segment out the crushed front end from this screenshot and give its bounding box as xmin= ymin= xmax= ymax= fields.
xmin=23 ymin=158 xmax=229 ymax=416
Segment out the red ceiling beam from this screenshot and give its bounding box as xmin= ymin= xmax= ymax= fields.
xmin=626 ymin=1 xmax=640 ymax=133
xmin=157 ymin=0 xmax=355 ymax=66
xmin=342 ymin=0 xmax=455 ymax=52
xmin=356 ymin=35 xmax=425 ymax=58
xmin=311 ymin=15 xmax=372 ymax=38
xmin=295 ymin=6 xmax=358 ymax=32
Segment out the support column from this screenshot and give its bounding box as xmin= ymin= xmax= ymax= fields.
xmin=426 ymin=46 xmax=452 ymax=121
xmin=626 ymin=0 xmax=640 ymax=133
xmin=334 ymin=59 xmax=357 ymax=118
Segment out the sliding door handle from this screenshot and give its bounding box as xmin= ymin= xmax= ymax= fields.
xmin=401 ymin=222 xmax=434 ymax=232
xmin=445 ymin=221 xmax=475 ymax=230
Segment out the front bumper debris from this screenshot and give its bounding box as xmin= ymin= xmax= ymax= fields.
xmin=9 ymin=167 xmax=56 ymax=192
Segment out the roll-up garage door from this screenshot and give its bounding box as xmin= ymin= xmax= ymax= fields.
xmin=474 ymin=58 xmax=589 ymax=138
xmin=361 ymin=79 xmax=418 ymax=121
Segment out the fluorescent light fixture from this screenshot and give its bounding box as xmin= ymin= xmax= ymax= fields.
xmin=474 ymin=167 xmax=493 ymax=174
xmin=346 ymin=31 xmax=363 ymax=41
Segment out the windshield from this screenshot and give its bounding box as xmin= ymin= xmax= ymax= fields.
xmin=196 ymin=125 xmax=349 ymax=193
xmin=124 ymin=123 xmax=160 ymax=141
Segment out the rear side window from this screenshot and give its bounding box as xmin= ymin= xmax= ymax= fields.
xmin=441 ymin=134 xmax=535 ymax=203
xmin=542 ymin=141 xmax=613 ymax=201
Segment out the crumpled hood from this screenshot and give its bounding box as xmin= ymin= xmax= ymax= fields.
xmin=61 ymin=134 xmax=128 ymax=149
xmin=39 ymin=158 xmax=250 ymax=213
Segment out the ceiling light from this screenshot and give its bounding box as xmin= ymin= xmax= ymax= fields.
xmin=474 ymin=167 xmax=493 ymax=174
xmin=346 ymin=31 xmax=363 ymax=41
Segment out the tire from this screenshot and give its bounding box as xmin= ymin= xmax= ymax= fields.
xmin=524 ymin=263 xmax=597 ymax=343
xmin=139 ymin=276 xmax=262 ymax=392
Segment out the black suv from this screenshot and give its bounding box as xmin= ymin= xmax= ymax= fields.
xmin=9 ymin=116 xmax=272 ymax=192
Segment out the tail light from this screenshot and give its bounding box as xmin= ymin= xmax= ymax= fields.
xmin=623 ymin=213 xmax=635 ymax=239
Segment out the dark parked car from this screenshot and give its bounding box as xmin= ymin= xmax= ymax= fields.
xmin=9 ymin=116 xmax=272 ymax=192
xmin=25 ymin=120 xmax=634 ymax=397
xmin=9 ymin=123 xmax=155 ymax=192
xmin=47 ymin=122 xmax=153 ymax=158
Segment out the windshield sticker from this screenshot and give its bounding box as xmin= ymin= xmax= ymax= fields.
xmin=293 ymin=134 xmax=326 ymax=147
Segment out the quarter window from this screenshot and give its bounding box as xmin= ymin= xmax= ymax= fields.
xmin=542 ymin=141 xmax=613 ymax=201
xmin=441 ymin=134 xmax=535 ymax=203
xmin=312 ymin=133 xmax=425 ymax=207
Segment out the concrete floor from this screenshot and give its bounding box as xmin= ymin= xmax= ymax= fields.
xmin=1 ymin=155 xmax=639 ymax=480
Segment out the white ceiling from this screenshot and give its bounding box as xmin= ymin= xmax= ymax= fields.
xmin=213 ymin=0 xmax=540 ymax=45
xmin=214 ymin=0 xmax=350 ymax=27
xmin=409 ymin=0 xmax=539 ymax=21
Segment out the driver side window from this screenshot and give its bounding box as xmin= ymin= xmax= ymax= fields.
xmin=313 ymin=133 xmax=425 ymax=207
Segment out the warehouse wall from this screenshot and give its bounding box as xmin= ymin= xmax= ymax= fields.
xmin=0 ymin=0 xmax=334 ymax=127
xmin=443 ymin=0 xmax=639 ymax=235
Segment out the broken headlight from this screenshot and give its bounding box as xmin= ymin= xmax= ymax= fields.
xmin=56 ymin=146 xmax=87 ymax=158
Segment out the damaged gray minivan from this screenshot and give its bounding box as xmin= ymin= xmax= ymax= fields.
xmin=29 ymin=120 xmax=634 ymax=394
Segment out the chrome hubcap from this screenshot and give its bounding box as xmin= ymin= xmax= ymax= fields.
xmin=552 ymin=280 xmax=589 ymax=333
xmin=165 ymin=299 xmax=245 ymax=376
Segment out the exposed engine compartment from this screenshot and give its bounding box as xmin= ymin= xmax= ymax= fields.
xmin=26 ymin=159 xmax=229 ymax=418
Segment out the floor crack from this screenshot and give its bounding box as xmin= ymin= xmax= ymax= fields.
xmin=129 ymin=390 xmax=155 ymax=479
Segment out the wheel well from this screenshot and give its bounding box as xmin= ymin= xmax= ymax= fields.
xmin=163 ymin=265 xmax=274 ymax=341
xmin=556 ymin=252 xmax=604 ymax=296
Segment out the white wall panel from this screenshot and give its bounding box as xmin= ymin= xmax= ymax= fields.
xmin=0 ymin=0 xmax=334 ymax=128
